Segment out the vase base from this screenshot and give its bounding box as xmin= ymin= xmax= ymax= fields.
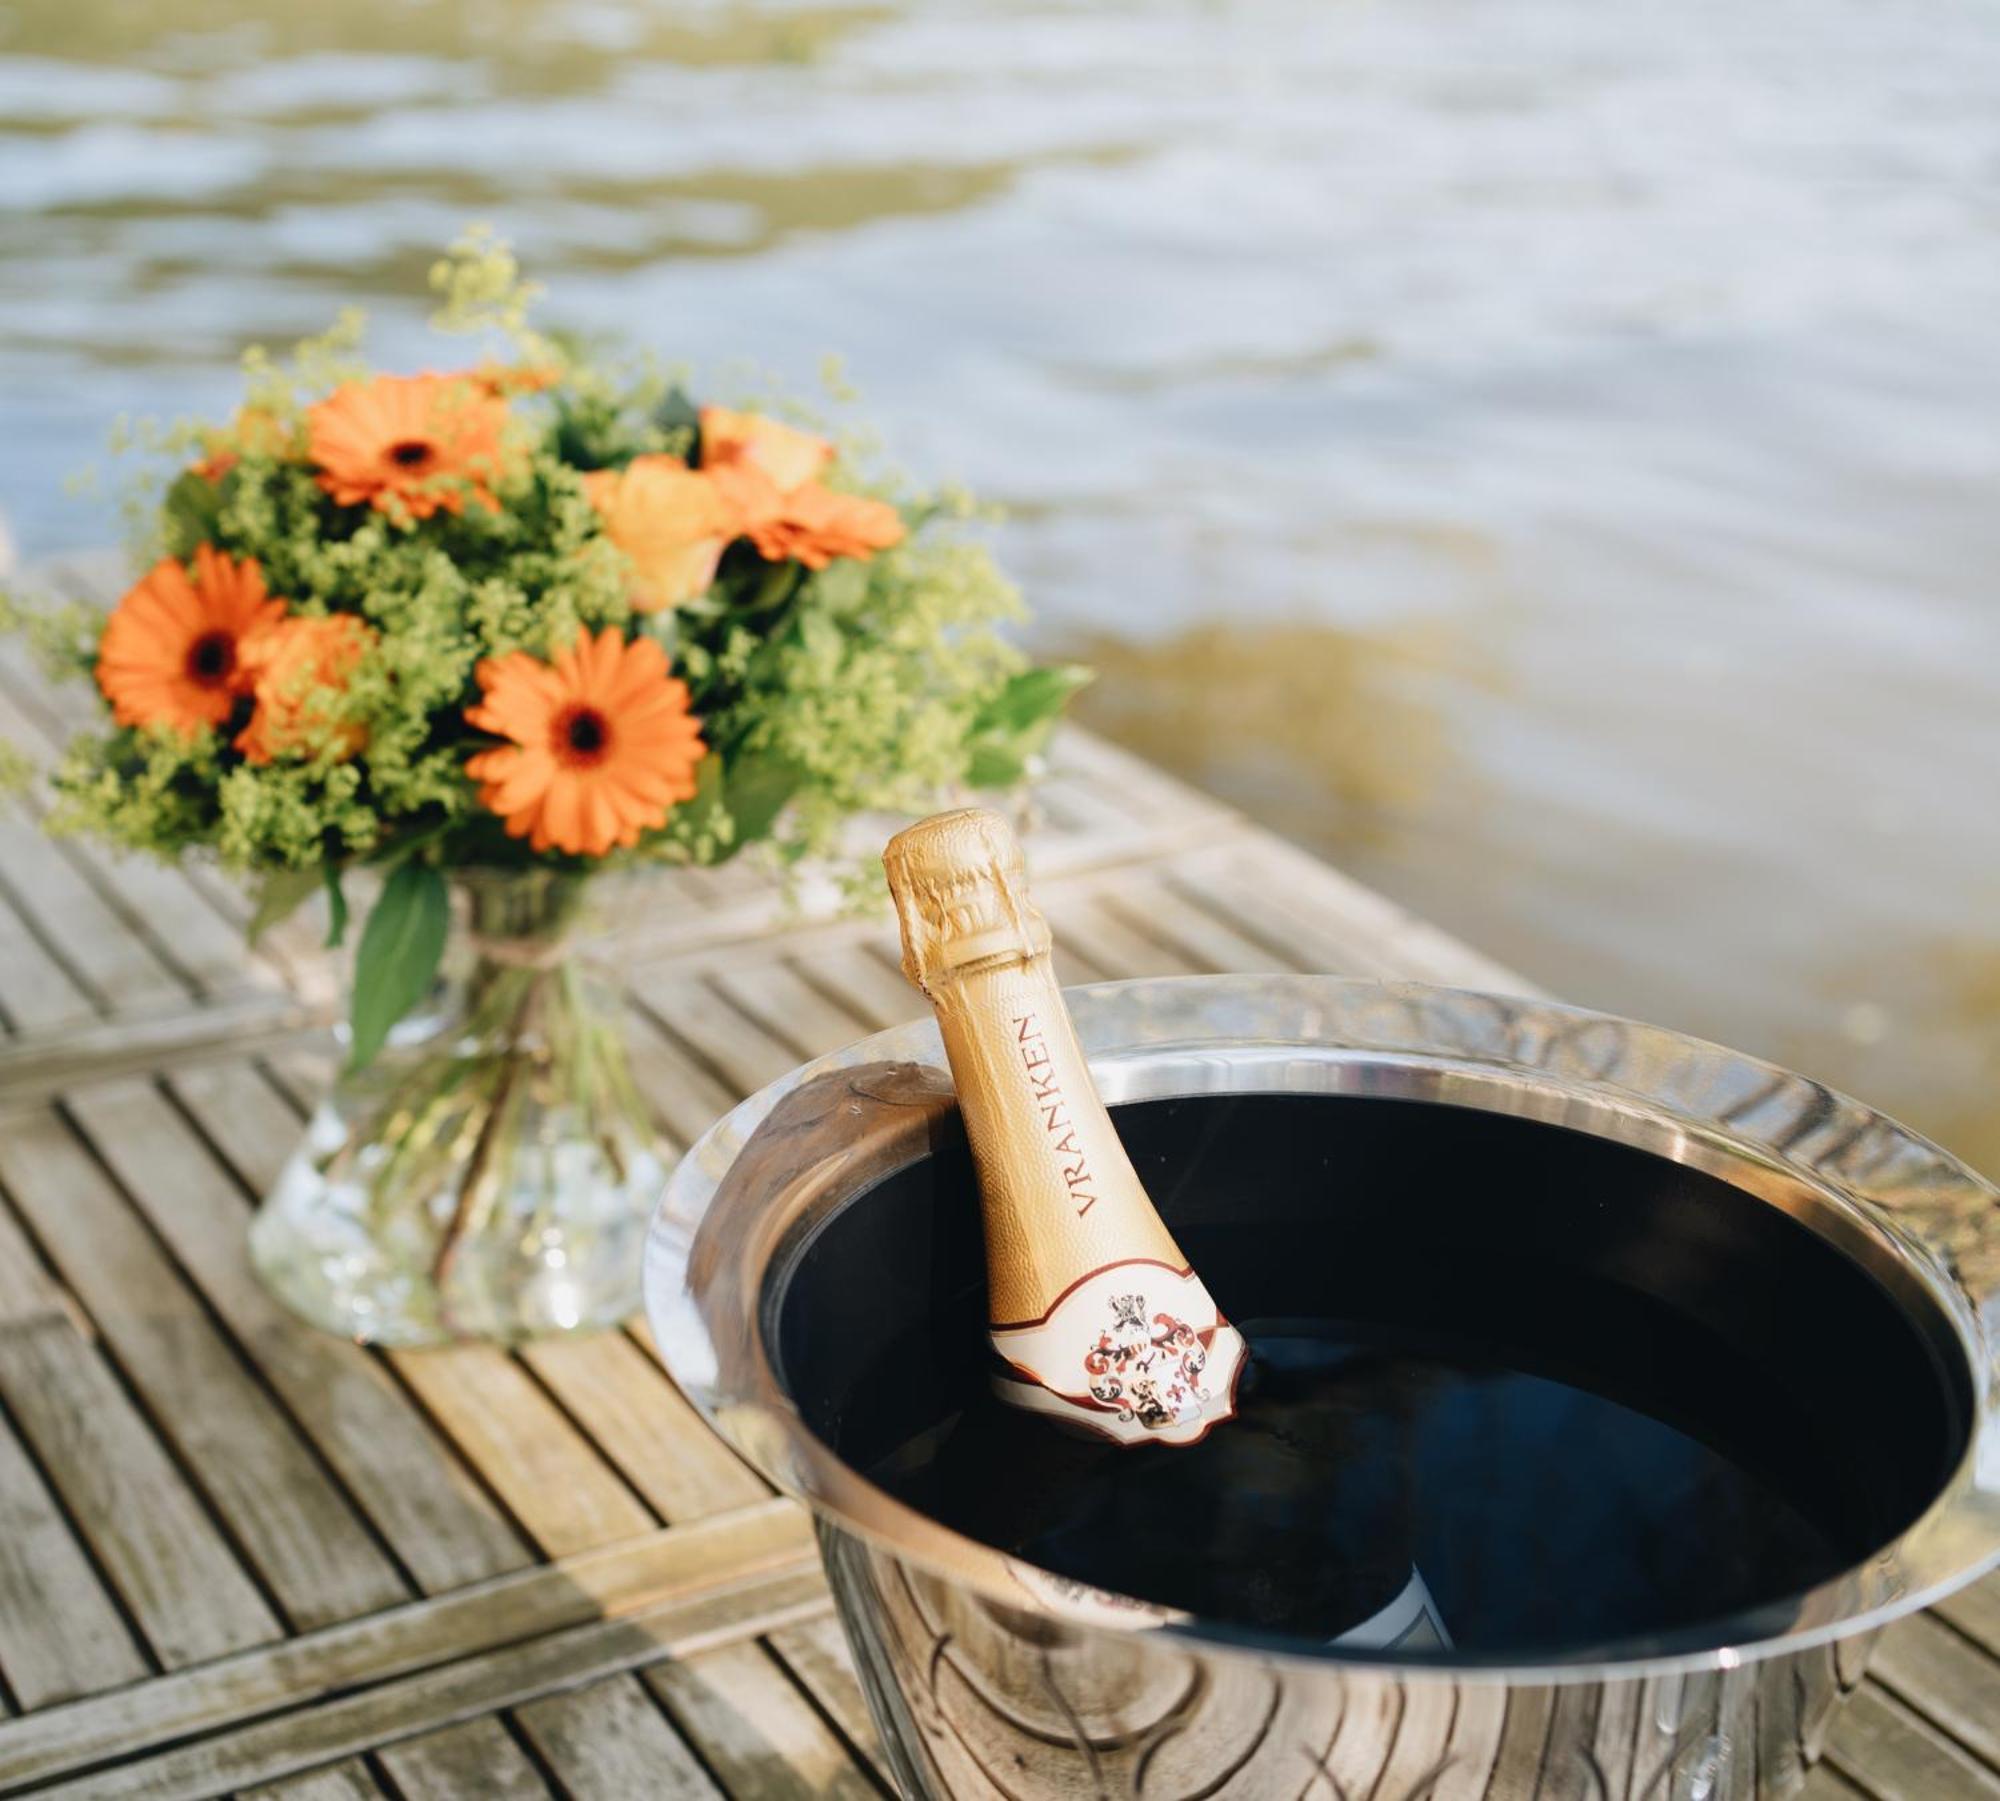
xmin=250 ymin=1102 xmax=664 ymax=1346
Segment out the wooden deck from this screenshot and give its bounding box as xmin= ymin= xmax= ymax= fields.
xmin=0 ymin=555 xmax=1994 ymax=1798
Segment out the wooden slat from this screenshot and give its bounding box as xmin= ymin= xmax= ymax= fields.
xmin=0 ymin=1110 xmax=406 ymax=1632
xmin=0 ymin=1499 xmax=812 ymax=1794
xmin=629 ymin=972 xmax=804 ymax=1096
xmin=645 ymin=1642 xmax=883 ymax=1801
xmin=0 ymin=1415 xmax=147 ymax=1708
xmin=1800 ymin=1762 xmax=1874 ymax=1799
xmin=189 ymin=1049 xmax=660 ymax=1564
xmin=21 ymin=1559 xmax=830 ymax=1800
xmin=0 ymin=996 xmax=328 ymax=1111
xmin=617 ymin=998 xmax=741 ymax=1151
xmin=374 ymin=1716 xmax=551 ymax=1798
xmin=0 ymin=809 xmax=191 ymax=1017
xmin=710 ymin=960 xmax=874 ymax=1062
xmin=135 ymin=1063 xmax=530 ymax=1592
xmin=514 ymin=1676 xmax=722 ymax=1799
xmin=517 ymin=1332 xmax=767 ymax=1526
xmin=790 ymin=940 xmax=925 ymax=1036
xmin=387 ymin=1346 xmax=656 ymax=1560
xmin=0 ymin=890 xmax=95 ymax=1039
xmin=764 ymin=1616 xmax=889 ymax=1787
xmin=1825 ymin=1683 xmax=2000 ymax=1800
xmin=1096 ymin=874 xmax=1296 ymax=977
xmin=0 ymin=1196 xmax=280 ymax=1670
xmin=1041 ymin=884 xmax=1206 ymax=980
xmin=0 ymin=683 xmax=274 ymax=1004
xmin=1870 ymin=1613 xmax=2000 ymax=1771
xmin=1937 ymin=1571 xmax=2000 ymax=1660
xmin=1174 ymin=835 xmax=1540 ymax=993
xmin=239 ymin=1759 xmax=389 ymax=1800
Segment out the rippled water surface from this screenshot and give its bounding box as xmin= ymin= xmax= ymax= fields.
xmin=5 ymin=0 xmax=1999 ymax=1169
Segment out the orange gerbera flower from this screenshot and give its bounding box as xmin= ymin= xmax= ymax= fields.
xmin=95 ymin=545 xmax=286 ymax=736
xmin=581 ymin=455 xmax=735 ymax=612
xmin=465 ymin=627 xmax=707 ymax=858
xmin=699 ymin=406 xmax=832 ymax=493
xmin=235 ymin=613 xmax=378 ymax=765
xmin=307 ymin=372 xmax=507 ymax=518
xmin=744 ymin=482 xmax=906 ymax=571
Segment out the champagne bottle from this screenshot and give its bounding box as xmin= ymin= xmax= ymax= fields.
xmin=883 ymin=807 xmax=1246 ymax=1447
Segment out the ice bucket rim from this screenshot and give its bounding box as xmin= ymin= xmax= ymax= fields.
xmin=643 ymin=972 xmax=2000 ymax=1683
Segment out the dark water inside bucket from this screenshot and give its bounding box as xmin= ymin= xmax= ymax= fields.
xmin=772 ymin=1094 xmax=1971 ymax=1661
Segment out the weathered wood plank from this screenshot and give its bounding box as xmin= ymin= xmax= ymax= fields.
xmin=19 ymin=1560 xmax=830 ymax=1800
xmin=0 ymin=1413 xmax=148 ymax=1708
xmin=0 ymin=1110 xmax=406 ymax=1632
xmin=1824 ymin=1682 xmax=2000 ymax=1800
xmin=191 ymin=1049 xmax=659 ymax=1564
xmin=0 ymin=890 xmax=95 ymax=1039
xmin=239 ymin=1758 xmax=389 ymax=1800
xmin=1097 ymin=875 xmax=1296 ymax=978
xmin=1167 ymin=836 xmax=1539 ymax=993
xmin=131 ymin=1062 xmax=531 ymax=1592
xmin=787 ymin=941 xmax=924 ymax=1036
xmin=0 ymin=1179 xmax=280 ymax=1671
xmin=764 ymin=1616 xmax=889 ymax=1787
xmin=1869 ymin=1613 xmax=2000 ymax=1771
xmin=629 ymin=972 xmax=803 ymax=1096
xmin=514 ymin=1675 xmax=723 ymax=1799
xmin=0 ymin=809 xmax=191 ymax=1016
xmin=0 ymin=1498 xmax=812 ymax=1794
xmin=645 ymin=1642 xmax=883 ymax=1801
xmin=387 ymin=1345 xmax=656 ymax=1560
xmin=1041 ymin=884 xmax=1206 ymax=980
xmin=0 ymin=682 xmax=274 ymax=1009
xmin=710 ymin=961 xmax=873 ymax=1062
xmin=374 ymin=1716 xmax=551 ymax=1798
xmin=1799 ymin=1762 xmax=1873 ymax=1800
xmin=0 ymin=1314 xmax=280 ymax=1669
xmin=1936 ymin=1570 xmax=2000 ymax=1662
xmin=617 ymin=997 xmax=741 ymax=1151
xmin=0 ymin=1000 xmax=327 ymax=1113
xmin=517 ymin=1332 xmax=767 ymax=1527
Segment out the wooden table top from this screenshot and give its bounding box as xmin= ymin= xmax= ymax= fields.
xmin=0 ymin=554 xmax=1993 ymax=1799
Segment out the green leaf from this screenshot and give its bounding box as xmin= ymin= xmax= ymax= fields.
xmin=323 ymin=864 xmax=351 ymax=949
xmin=972 ymin=664 xmax=1093 ymax=737
xmin=245 ymin=867 xmax=320 ymax=946
xmin=160 ymin=471 xmax=224 ymax=559
xmin=346 ymin=861 xmax=448 ymax=1071
xmin=663 ymin=749 xmax=729 ymax=850
xmin=966 ymin=663 xmax=1093 ymax=790
xmin=656 ymin=384 xmax=700 ymax=439
xmin=724 ymin=754 xmax=803 ymax=848
xmin=966 ymin=742 xmax=1030 ymax=789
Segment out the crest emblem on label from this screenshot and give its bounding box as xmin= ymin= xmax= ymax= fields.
xmin=991 ymin=1262 xmax=1246 ymax=1446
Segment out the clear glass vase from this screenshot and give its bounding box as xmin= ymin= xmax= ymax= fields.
xmin=250 ymin=868 xmax=666 ymax=1345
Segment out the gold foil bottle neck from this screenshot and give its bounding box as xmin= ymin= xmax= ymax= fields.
xmin=882 ymin=807 xmax=1052 ymax=993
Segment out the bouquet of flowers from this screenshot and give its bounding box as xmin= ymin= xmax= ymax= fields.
xmin=15 ymin=235 xmax=1079 ymax=1056
xmin=3 ymin=234 xmax=1082 ymax=1343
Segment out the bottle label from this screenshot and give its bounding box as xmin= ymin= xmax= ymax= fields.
xmin=989 ymin=1260 xmax=1248 ymax=1447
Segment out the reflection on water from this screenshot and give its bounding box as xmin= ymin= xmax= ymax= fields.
xmin=1070 ymin=615 xmax=1476 ymax=856
xmin=4 ymin=0 xmax=1999 ymax=1176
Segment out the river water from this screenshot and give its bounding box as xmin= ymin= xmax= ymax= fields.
xmin=4 ymin=0 xmax=1998 ymax=1171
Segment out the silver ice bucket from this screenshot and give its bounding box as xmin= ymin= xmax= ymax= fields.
xmin=644 ymin=976 xmax=2000 ymax=1799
